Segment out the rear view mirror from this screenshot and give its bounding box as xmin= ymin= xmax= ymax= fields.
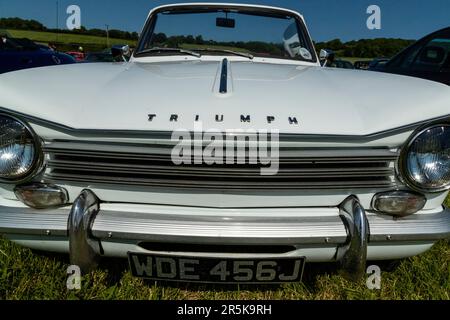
xmin=216 ymin=17 xmax=235 ymax=28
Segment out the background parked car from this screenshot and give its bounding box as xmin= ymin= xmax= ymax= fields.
xmin=0 ymin=29 xmax=12 ymax=38
xmin=332 ymin=59 xmax=354 ymax=69
xmin=372 ymin=27 xmax=450 ymax=85
xmin=0 ymin=36 xmax=76 ymax=74
xmin=368 ymin=58 xmax=390 ymax=70
xmin=66 ymin=51 xmax=86 ymax=62
xmin=84 ymin=45 xmax=131 ymax=63
xmin=84 ymin=52 xmax=115 ymax=62
xmin=318 ymin=50 xmax=354 ymax=69
xmin=353 ymin=60 xmax=371 ymax=70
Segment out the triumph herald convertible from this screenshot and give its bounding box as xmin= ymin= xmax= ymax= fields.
xmin=0 ymin=3 xmax=449 ymax=284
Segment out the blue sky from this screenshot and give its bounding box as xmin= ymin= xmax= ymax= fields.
xmin=0 ymin=0 xmax=449 ymax=42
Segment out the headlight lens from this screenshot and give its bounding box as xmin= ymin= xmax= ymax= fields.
xmin=0 ymin=115 xmax=40 ymax=181
xmin=400 ymin=124 xmax=450 ymax=192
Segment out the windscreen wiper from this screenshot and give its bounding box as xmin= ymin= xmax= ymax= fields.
xmin=196 ymin=48 xmax=254 ymax=60
xmin=135 ymin=47 xmax=202 ymax=58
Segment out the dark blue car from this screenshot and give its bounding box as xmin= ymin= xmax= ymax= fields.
xmin=0 ymin=37 xmax=76 ymax=74
xmin=372 ymin=27 xmax=450 ymax=85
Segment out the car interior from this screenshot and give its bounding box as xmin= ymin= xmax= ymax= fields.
xmin=414 ymin=45 xmax=447 ymax=71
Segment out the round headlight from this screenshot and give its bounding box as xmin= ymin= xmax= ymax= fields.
xmin=399 ymin=124 xmax=450 ymax=193
xmin=0 ymin=114 xmax=41 ymax=182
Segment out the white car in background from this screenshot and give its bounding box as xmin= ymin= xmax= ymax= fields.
xmin=0 ymin=3 xmax=449 ymax=284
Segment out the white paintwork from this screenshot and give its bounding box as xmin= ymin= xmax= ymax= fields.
xmin=0 ymin=4 xmax=449 ymax=136
xmin=0 ymin=60 xmax=449 ymax=136
xmin=0 ymin=3 xmax=449 ymax=263
xmin=0 ymin=183 xmax=448 ymax=211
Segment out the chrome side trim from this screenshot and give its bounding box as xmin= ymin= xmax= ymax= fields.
xmin=219 ymin=58 xmax=228 ymax=94
xmin=68 ymin=190 xmax=101 ymax=273
xmin=337 ymin=196 xmax=369 ymax=281
xmin=1 ymin=106 xmax=449 ymax=142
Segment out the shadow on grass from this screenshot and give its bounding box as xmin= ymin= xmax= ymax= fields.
xmin=27 ymin=247 xmax=404 ymax=293
xmin=102 ymin=258 xmax=343 ymax=292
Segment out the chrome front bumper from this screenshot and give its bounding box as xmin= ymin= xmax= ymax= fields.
xmin=1 ymin=189 xmax=449 ymax=281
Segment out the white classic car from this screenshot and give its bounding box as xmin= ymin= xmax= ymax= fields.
xmin=0 ymin=3 xmax=449 ymax=284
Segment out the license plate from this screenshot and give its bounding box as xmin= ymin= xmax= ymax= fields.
xmin=128 ymin=253 xmax=305 ymax=284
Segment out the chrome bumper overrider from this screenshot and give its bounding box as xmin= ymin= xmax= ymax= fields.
xmin=1 ymin=189 xmax=450 ymax=280
xmin=68 ymin=190 xmax=101 ymax=273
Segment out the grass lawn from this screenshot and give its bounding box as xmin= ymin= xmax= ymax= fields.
xmin=0 ymin=195 xmax=449 ymax=300
xmin=341 ymin=57 xmax=373 ymax=63
xmin=180 ymin=43 xmax=252 ymax=53
xmin=7 ymin=29 xmax=137 ymax=48
xmin=5 ymin=30 xmax=372 ymax=64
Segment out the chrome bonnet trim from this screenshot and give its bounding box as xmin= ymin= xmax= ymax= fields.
xmin=1 ymin=106 xmax=449 ymax=142
xmin=219 ymin=58 xmax=228 ymax=94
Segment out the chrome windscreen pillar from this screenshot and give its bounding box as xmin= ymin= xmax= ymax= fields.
xmin=68 ymin=189 xmax=101 ymax=273
xmin=337 ymin=196 xmax=369 ymax=282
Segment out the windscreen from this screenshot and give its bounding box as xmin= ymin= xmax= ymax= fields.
xmin=137 ymin=8 xmax=316 ymax=62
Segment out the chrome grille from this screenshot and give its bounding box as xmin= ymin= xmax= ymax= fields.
xmin=43 ymin=142 xmax=398 ymax=190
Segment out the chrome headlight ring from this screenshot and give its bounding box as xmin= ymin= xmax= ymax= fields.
xmin=397 ymin=120 xmax=450 ymax=193
xmin=0 ymin=113 xmax=44 ymax=184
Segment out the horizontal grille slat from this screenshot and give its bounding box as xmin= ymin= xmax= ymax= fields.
xmin=47 ymin=161 xmax=393 ymax=178
xmin=44 ymin=148 xmax=396 ymax=163
xmin=43 ymin=144 xmax=398 ymax=191
xmin=45 ymin=173 xmax=395 ymax=190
